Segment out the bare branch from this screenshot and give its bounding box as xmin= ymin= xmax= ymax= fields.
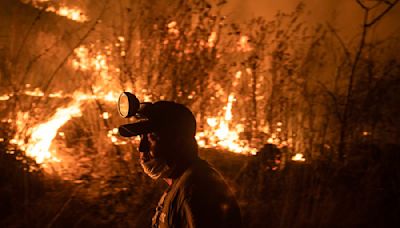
xmin=356 ymin=0 xmax=369 ymax=10
xmin=13 ymin=9 xmax=45 ymax=68
xmin=366 ymin=0 xmax=400 ymax=27
xmin=326 ymin=22 xmax=352 ymax=64
xmin=317 ymin=81 xmax=343 ymax=122
xmin=41 ymin=3 xmax=109 ymax=94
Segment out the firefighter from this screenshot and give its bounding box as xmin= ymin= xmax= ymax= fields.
xmin=119 ymin=101 xmax=242 ymax=228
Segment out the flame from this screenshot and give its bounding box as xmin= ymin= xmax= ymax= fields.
xmin=26 ymin=1 xmax=88 ymax=22
xmin=8 ymin=41 xmax=123 ymax=170
xmin=57 ymin=6 xmax=87 ymax=22
xmin=10 ymin=38 xmax=293 ymax=170
xmin=292 ymin=153 xmax=306 ymax=162
xmin=13 ymin=98 xmax=83 ymax=165
xmin=9 ymin=33 xmax=292 ymax=173
xmin=11 ymin=87 xmax=125 ymax=168
xmin=196 ymin=94 xmax=257 ymax=155
xmin=72 ymin=45 xmax=120 ymax=100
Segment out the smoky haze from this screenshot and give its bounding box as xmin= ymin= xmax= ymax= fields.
xmin=225 ymin=0 xmax=400 ymax=40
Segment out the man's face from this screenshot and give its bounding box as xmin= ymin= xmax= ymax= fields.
xmin=139 ymin=133 xmax=160 ymax=162
xmin=138 ymin=132 xmax=173 ymax=180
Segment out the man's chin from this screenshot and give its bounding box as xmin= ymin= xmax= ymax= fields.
xmin=140 ymin=159 xmax=171 ymax=180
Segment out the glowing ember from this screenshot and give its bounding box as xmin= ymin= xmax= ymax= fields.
xmin=208 ymin=32 xmax=217 ymax=48
xmin=167 ymin=21 xmax=179 ymax=36
xmin=362 ymin=131 xmax=370 ymax=136
xmin=238 ymin=35 xmax=252 ymax=52
xmin=49 ymin=91 xmax=64 ymax=98
xmin=107 ymin=128 xmax=127 ymax=145
xmin=0 ymin=94 xmax=11 ymax=101
xmin=24 ymin=88 xmax=44 ymax=97
xmin=292 ymin=153 xmax=306 ymax=162
xmin=102 ymin=112 xmax=110 ymax=119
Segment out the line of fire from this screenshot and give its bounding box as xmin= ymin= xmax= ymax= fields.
xmin=1 ymin=0 xmax=399 ymax=227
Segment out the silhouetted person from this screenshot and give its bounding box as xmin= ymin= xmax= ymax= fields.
xmin=119 ymin=101 xmax=242 ymax=228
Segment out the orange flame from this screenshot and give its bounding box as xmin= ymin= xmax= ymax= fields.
xmin=12 ymin=98 xmax=83 ymax=165
xmin=196 ymin=94 xmax=257 ymax=155
xmin=27 ymin=1 xmax=88 ymax=22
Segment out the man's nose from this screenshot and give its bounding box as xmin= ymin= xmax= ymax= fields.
xmin=139 ymin=135 xmax=150 ymax=153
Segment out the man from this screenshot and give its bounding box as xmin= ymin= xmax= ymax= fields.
xmin=119 ymin=101 xmax=242 ymax=228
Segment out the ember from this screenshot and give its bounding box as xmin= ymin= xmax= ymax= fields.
xmin=291 ymin=153 xmax=306 ymax=162
xmin=0 ymin=94 xmax=11 ymax=101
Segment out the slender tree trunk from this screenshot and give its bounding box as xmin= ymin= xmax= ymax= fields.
xmin=338 ymin=7 xmax=369 ymax=161
xmin=251 ymin=61 xmax=258 ymax=144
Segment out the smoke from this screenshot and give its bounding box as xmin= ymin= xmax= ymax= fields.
xmin=224 ymin=0 xmax=400 ymax=39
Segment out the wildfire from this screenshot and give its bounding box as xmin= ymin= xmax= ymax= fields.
xmin=7 ymin=27 xmax=294 ymax=174
xmin=71 ymin=42 xmax=262 ymax=154
xmin=8 ymin=41 xmax=288 ymax=170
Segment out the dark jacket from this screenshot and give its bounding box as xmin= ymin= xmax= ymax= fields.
xmin=152 ymin=158 xmax=242 ymax=228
